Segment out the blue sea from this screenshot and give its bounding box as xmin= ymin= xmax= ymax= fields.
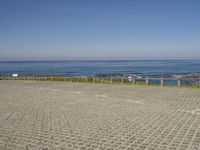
xmin=0 ymin=60 xmax=200 ymax=78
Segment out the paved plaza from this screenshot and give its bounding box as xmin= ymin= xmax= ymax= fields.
xmin=0 ymin=80 xmax=200 ymax=150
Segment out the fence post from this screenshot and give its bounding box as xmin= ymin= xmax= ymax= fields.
xmin=177 ymin=79 xmax=181 ymax=87
xmin=102 ymin=78 xmax=104 ymax=83
xmin=160 ymin=77 xmax=164 ymax=86
xmin=122 ymin=77 xmax=124 ymax=84
xmin=86 ymin=77 xmax=88 ymax=83
xmin=146 ymin=77 xmax=149 ymax=85
xmin=111 ymin=78 xmax=113 ymax=84
xmin=133 ymin=78 xmax=135 ymax=84
xmin=93 ymin=78 xmax=95 ymax=83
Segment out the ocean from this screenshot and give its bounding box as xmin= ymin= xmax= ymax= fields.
xmin=0 ymin=60 xmax=200 ymax=78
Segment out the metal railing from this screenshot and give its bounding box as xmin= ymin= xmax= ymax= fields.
xmin=0 ymin=76 xmax=200 ymax=87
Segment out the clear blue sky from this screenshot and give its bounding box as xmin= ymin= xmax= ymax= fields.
xmin=0 ymin=0 xmax=200 ymax=60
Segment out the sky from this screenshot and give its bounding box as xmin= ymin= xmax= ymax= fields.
xmin=0 ymin=0 xmax=200 ymax=60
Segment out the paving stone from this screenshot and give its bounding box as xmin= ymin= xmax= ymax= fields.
xmin=0 ymin=81 xmax=200 ymax=149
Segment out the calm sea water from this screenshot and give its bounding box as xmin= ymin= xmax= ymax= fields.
xmin=0 ymin=60 xmax=200 ymax=78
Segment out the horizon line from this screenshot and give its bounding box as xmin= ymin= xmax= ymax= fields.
xmin=0 ymin=58 xmax=200 ymax=62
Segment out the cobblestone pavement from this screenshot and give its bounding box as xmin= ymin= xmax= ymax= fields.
xmin=0 ymin=81 xmax=200 ymax=150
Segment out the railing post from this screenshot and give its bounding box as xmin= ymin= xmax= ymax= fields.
xmin=177 ymin=79 xmax=181 ymax=87
xmin=133 ymin=78 xmax=135 ymax=84
xmin=145 ymin=77 xmax=149 ymax=85
xmin=160 ymin=77 xmax=164 ymax=86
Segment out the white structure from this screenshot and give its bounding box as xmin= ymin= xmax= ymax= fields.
xmin=12 ymin=74 xmax=18 ymax=77
xmin=128 ymin=76 xmax=132 ymax=82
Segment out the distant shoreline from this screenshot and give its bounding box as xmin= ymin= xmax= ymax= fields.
xmin=1 ymin=60 xmax=200 ymax=82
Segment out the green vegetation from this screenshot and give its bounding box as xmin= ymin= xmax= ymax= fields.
xmin=1 ymin=76 xmax=200 ymax=89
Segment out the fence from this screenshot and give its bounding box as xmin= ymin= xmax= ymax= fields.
xmin=1 ymin=76 xmax=200 ymax=87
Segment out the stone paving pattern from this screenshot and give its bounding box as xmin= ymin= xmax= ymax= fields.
xmin=0 ymin=80 xmax=200 ymax=150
